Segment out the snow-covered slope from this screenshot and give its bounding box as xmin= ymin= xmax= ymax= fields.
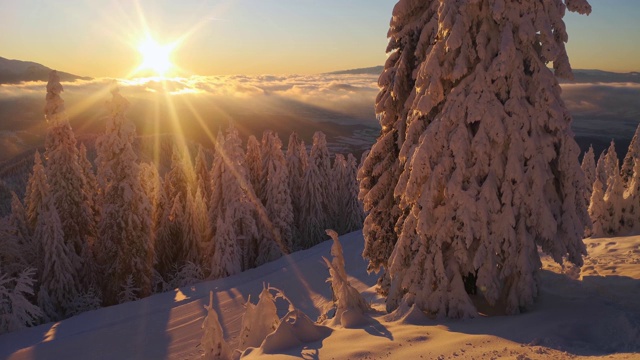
xmin=1 ymin=232 xmax=639 ymax=359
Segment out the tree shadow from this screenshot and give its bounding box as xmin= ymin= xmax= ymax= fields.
xmin=3 ymin=290 xmax=175 ymax=360
xmin=301 ymin=347 xmax=320 ymax=360
xmin=443 ymin=270 xmax=640 ymax=356
xmin=362 ymin=316 xmax=394 ymax=341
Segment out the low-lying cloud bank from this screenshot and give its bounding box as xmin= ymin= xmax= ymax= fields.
xmin=0 ymin=74 xmax=381 ymax=161
xmin=0 ymin=73 xmax=638 ymax=160
xmin=0 ymin=73 xmax=379 ymax=120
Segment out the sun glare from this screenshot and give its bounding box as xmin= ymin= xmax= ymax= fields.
xmin=137 ymin=37 xmax=175 ymax=76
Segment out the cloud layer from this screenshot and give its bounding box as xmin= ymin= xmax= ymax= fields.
xmin=1 ymin=73 xmax=639 ymax=161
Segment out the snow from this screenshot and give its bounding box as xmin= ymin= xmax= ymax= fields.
xmin=0 ymin=231 xmax=638 ymax=359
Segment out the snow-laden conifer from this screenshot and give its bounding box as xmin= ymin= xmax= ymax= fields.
xmin=323 ymin=230 xmax=369 ymax=327
xmin=0 ymin=267 xmax=42 ymax=334
xmin=331 ymin=154 xmax=349 ymax=233
xmin=208 ymin=131 xmax=226 ymax=238
xmin=595 ymin=150 xmax=607 ymax=188
xmin=155 ymin=194 xmax=186 ymax=278
xmin=66 ymin=285 xmax=102 ymax=317
xmin=0 ymin=218 xmax=23 ymax=277
xmin=195 ymin=144 xmax=211 ymax=201
xmin=200 ymin=291 xmax=231 ymax=360
xmin=602 ymin=141 xmax=625 ymax=235
xmin=164 ymin=146 xmax=192 ymax=206
xmin=43 ymin=71 xmax=95 ymax=289
xmin=191 ymin=185 xmax=210 ymax=269
xmin=246 ymin=135 xmax=263 ymax=202
xmin=581 ymin=146 xmax=597 ymax=236
xmin=238 ymin=286 xmax=280 ymax=351
xmin=95 ymin=87 xmax=153 ymax=304
xmin=622 ymin=124 xmax=640 ymax=185
xmin=581 ymin=146 xmax=596 ymax=207
xmin=210 ymin=126 xmax=262 ymax=272
xmin=169 ymin=261 xmax=204 ymax=288
xmin=589 ymin=157 xmax=610 ymax=237
xmin=309 ymin=132 xmax=333 ymax=229
xmin=183 ymin=186 xmax=208 ymax=268
xmin=79 ymin=143 xmax=98 ymax=214
xmin=286 ymin=132 xmax=307 ymax=239
xmin=624 ymin=140 xmax=640 ymax=232
xmin=374 ymin=0 xmax=591 ymax=317
xmin=260 ymin=131 xmax=293 ymax=258
xmin=118 ymin=274 xmax=140 ymax=304
xmin=9 ymin=193 xmax=32 ymax=267
xmin=36 ymin=194 xmax=78 ymax=319
xmin=210 ymin=213 xmax=241 ymax=279
xmin=299 ymin=154 xmax=327 ymax=249
xmin=344 ymin=154 xmax=365 ymax=233
xmin=24 ymin=151 xmax=48 ymax=233
xmin=139 ymin=162 xmax=167 ymax=265
xmin=357 ymin=2 xmax=434 ymax=283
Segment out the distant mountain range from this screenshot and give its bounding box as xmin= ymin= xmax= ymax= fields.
xmin=328 ymin=66 xmax=384 ymax=76
xmin=0 ymin=56 xmax=91 ymax=84
xmin=329 ymin=65 xmax=640 ymax=83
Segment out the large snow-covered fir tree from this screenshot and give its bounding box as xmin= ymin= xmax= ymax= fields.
xmin=43 ymin=70 xmax=96 ymax=291
xmin=358 ymin=1 xmax=435 ymax=289
xmin=368 ymin=0 xmax=592 ymax=317
xmin=95 ymin=87 xmax=153 ymax=304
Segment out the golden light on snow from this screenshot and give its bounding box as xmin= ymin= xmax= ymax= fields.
xmin=136 ymin=36 xmax=177 ymax=77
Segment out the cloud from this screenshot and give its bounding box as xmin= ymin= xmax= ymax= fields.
xmin=2 ymin=74 xmax=638 ymax=161
xmin=0 ymin=73 xmax=382 ymax=161
xmin=561 ymin=82 xmax=640 ymax=119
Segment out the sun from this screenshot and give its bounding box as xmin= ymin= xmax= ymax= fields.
xmin=136 ymin=37 xmax=176 ymax=76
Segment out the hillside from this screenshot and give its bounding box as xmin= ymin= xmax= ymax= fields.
xmin=0 ymin=231 xmax=638 ymax=359
xmin=0 ymin=57 xmax=90 ymax=84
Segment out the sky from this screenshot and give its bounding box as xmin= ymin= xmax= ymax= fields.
xmin=0 ymin=0 xmax=639 ymax=77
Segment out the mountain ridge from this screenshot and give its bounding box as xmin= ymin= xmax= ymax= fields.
xmin=0 ymin=56 xmax=91 ymax=84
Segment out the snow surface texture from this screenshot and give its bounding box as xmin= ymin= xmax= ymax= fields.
xmin=0 ymin=231 xmax=638 ymax=359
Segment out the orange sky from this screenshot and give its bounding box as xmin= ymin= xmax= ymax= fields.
xmin=0 ymin=0 xmax=638 ymax=77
